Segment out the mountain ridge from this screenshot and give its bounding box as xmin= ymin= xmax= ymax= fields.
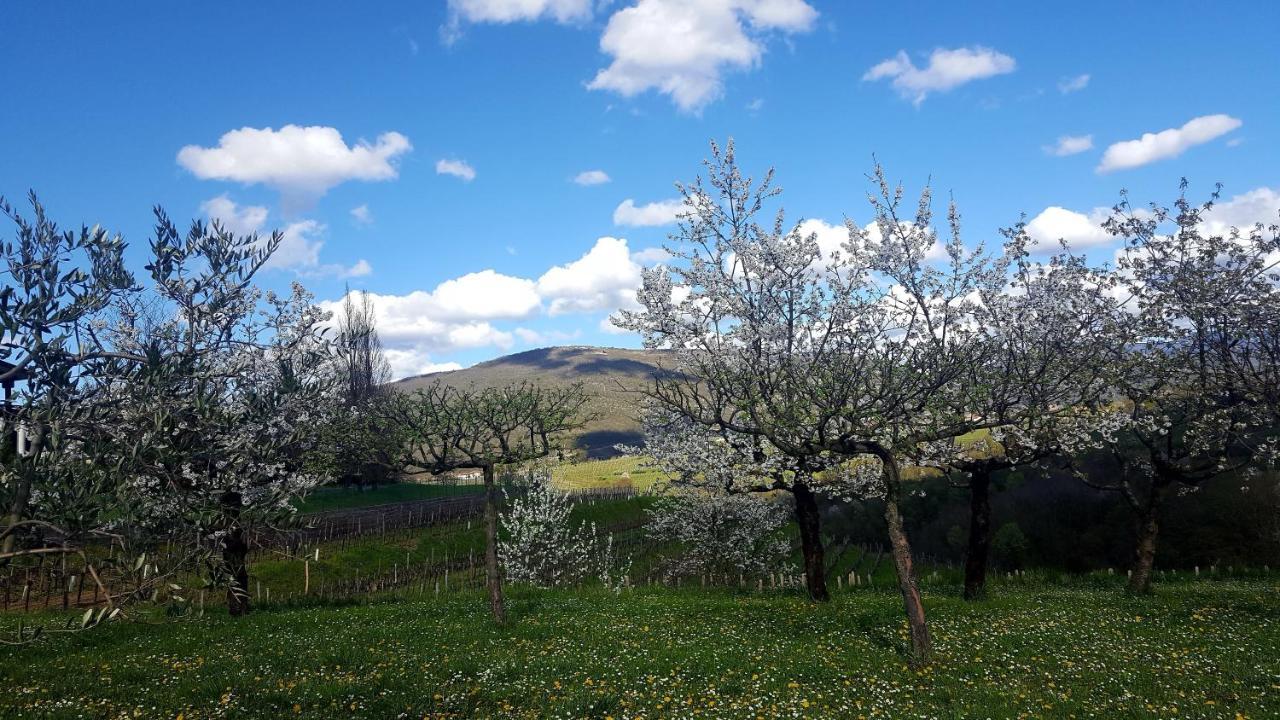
xmin=391 ymin=346 xmax=668 ymax=458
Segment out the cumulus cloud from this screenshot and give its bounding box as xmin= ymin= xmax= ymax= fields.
xmin=200 ymin=195 xmax=268 ymax=236
xmin=350 ymin=204 xmax=373 ymax=224
xmin=631 ymin=246 xmax=671 ymax=264
xmin=1097 ymin=114 xmax=1242 ymax=173
xmin=863 ymin=46 xmax=1016 ymax=105
xmin=177 ymin=125 xmax=411 ymax=204
xmin=1025 ymin=206 xmax=1113 ymax=249
xmin=416 ymin=270 xmax=542 ymax=323
xmin=1200 ymin=187 xmax=1280 ymax=237
xmin=323 ymin=236 xmax=654 ymax=374
xmin=1044 ymin=134 xmax=1094 ymax=157
xmin=599 ymin=316 xmax=631 ymax=335
xmin=443 ymin=0 xmax=593 ymax=42
xmin=537 ymin=237 xmax=642 ymax=315
xmin=320 ymin=288 xmax=520 ymax=352
xmin=797 ymin=218 xmax=850 ymax=267
xmin=201 ymin=195 xmax=370 ymax=278
xmin=436 ymin=158 xmax=477 ymax=182
xmin=614 ymin=197 xmax=683 ymax=226
xmin=383 ymin=346 xmax=464 ymax=380
xmin=1058 ymin=74 xmax=1090 ymax=94
xmin=573 ymin=170 xmax=611 ymax=186
xmin=588 ymin=0 xmax=818 ymax=113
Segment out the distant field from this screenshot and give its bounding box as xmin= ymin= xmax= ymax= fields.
xmin=3 ymin=580 xmax=1275 ymax=719
xmin=296 ymin=456 xmax=665 ymax=515
xmin=295 ymin=483 xmax=482 ymax=513
xmin=552 ymin=455 xmax=669 ymax=493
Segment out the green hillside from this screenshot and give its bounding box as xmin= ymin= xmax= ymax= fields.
xmin=391 ymin=346 xmax=669 ymax=458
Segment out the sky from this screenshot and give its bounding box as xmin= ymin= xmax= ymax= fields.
xmin=2 ymin=1 xmax=1277 ymax=379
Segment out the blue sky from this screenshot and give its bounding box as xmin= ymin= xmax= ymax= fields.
xmin=2 ymin=1 xmax=1277 ymax=377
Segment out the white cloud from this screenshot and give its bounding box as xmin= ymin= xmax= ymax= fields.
xmin=746 ymin=97 xmax=765 ymax=112
xmin=201 ymin=196 xmax=369 ymax=278
xmin=614 ymin=197 xmax=683 ymax=226
xmin=797 ymin=218 xmax=850 ymax=267
xmin=1058 ymin=74 xmax=1090 ymax=94
xmin=436 ymin=158 xmax=477 ymax=182
xmin=537 ymin=237 xmax=643 ymax=315
xmin=384 ymin=346 xmax=463 ymax=380
xmin=1025 ymin=206 xmax=1113 ymax=249
xmin=320 ymin=288 xmax=522 ymax=356
xmin=863 ymin=46 xmax=1016 ymax=105
xmin=1200 ymin=187 xmax=1280 ymax=237
xmin=631 ymin=246 xmax=671 ymax=264
xmin=272 ymin=220 xmax=326 ymax=269
xmin=327 ymin=236 xmax=653 ymax=371
xmin=178 ymin=125 xmax=411 ymax=204
xmin=339 ymin=259 xmax=373 ymax=278
xmin=350 ymin=204 xmax=373 ymax=224
xmin=573 ymin=169 xmax=612 ymax=186
xmin=1044 ymin=134 xmax=1094 ymax=157
xmin=588 ymin=0 xmax=818 ymax=113
xmin=1097 ymin=114 xmax=1242 ymax=173
xmin=599 ymin=316 xmax=631 ymax=335
xmin=200 ymin=195 xmax=268 ymax=235
xmin=422 ymin=269 xmax=542 ymax=322
xmin=444 ymin=0 xmax=593 ymax=42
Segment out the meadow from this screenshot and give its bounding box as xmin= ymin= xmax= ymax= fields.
xmin=1 ymin=579 xmax=1275 ymax=719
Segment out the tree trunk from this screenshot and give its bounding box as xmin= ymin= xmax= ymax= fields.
xmin=1 ymin=431 xmax=43 ymax=557
xmin=962 ymin=469 xmax=993 ymax=601
xmin=879 ymin=451 xmax=932 ymax=664
xmin=792 ymin=482 xmax=829 ymax=602
xmin=482 ymin=463 xmax=507 ymax=624
xmin=1128 ymin=480 xmax=1167 ymax=594
xmin=0 ymin=472 xmax=32 ymax=556
xmin=221 ymin=491 xmax=251 ymax=616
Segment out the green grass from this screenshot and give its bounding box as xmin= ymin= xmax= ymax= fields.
xmin=250 ymin=497 xmax=656 ymax=598
xmin=552 ymin=455 xmax=669 ymax=493
xmin=2 ymin=580 xmax=1276 ymax=719
xmin=294 ymin=483 xmax=482 ymax=514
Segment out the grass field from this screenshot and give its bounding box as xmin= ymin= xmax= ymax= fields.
xmin=552 ymin=455 xmax=668 ymax=493
xmin=294 ymin=483 xmax=483 ymax=514
xmin=1 ymin=580 xmax=1275 ymax=719
xmin=253 ymin=496 xmax=657 ymax=598
xmin=293 ymin=455 xmax=665 ymax=516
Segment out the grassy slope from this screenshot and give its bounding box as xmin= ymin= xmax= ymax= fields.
xmin=2 ymin=581 xmax=1276 ymax=719
xmin=253 ymin=497 xmax=657 ymax=597
xmin=392 ymin=346 xmax=666 ymax=458
xmin=296 ymin=483 xmax=483 ymax=514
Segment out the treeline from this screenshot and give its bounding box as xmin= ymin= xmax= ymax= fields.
xmin=830 ymin=465 xmax=1280 ymax=573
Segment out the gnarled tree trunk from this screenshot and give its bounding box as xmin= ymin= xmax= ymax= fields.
xmin=879 ymin=450 xmax=931 ymax=664
xmin=792 ymin=481 xmax=829 ymax=602
xmin=1128 ymin=479 xmax=1169 ymax=594
xmin=221 ymin=491 xmax=251 ymax=616
xmin=963 ymin=469 xmax=993 ymax=601
xmin=482 ymin=463 xmax=507 ymax=624
xmin=1 ymin=474 xmax=31 ymax=556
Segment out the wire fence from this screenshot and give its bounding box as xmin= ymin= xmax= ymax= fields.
xmin=0 ymin=487 xmax=641 ymax=614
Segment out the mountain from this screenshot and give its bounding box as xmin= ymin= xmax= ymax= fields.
xmin=391 ymin=346 xmax=668 ymax=458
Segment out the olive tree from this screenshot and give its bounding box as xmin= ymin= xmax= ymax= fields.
xmin=97 ymin=213 xmax=335 ymax=615
xmin=0 ymin=194 xmax=133 ymax=558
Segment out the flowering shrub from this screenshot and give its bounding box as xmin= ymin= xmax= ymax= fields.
xmin=645 ymin=490 xmax=793 ymax=580
xmin=500 ymin=471 xmax=629 ymax=591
